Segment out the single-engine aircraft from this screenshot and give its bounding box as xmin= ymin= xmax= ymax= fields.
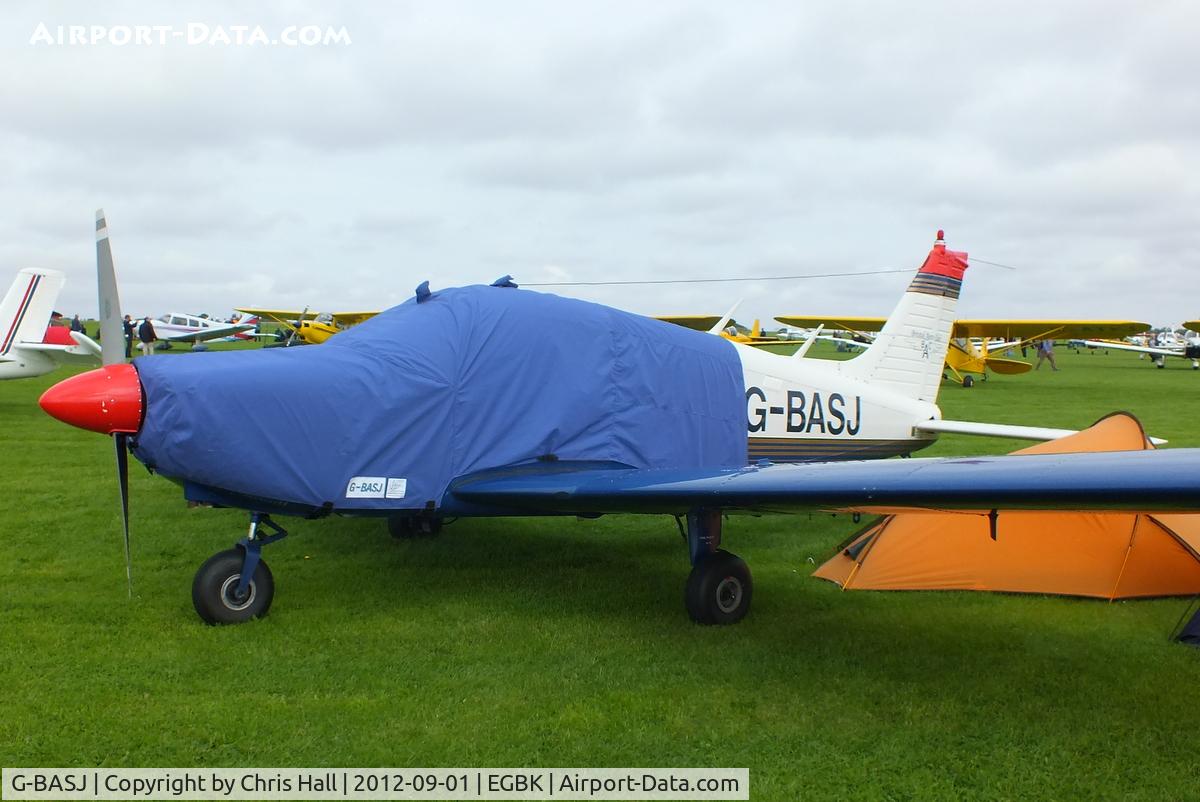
xmin=1083 ymin=330 xmax=1200 ymax=369
xmin=234 ymin=307 xmax=378 ymax=345
xmin=39 ymin=215 xmax=1200 ymax=627
xmin=776 ymin=315 xmax=1148 ymax=386
xmin=0 ymin=267 xmax=100 ymax=379
xmin=147 ymin=312 xmax=261 ymax=350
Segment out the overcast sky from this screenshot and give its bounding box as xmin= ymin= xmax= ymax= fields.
xmin=2 ymin=1 xmax=1198 ymax=328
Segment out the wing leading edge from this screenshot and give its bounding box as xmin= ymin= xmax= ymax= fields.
xmin=448 ymin=449 xmax=1200 ymax=516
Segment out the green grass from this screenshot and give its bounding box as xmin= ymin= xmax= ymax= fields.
xmin=3 ymin=344 xmax=1200 ymax=800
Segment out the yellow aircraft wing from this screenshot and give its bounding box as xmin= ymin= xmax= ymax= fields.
xmin=237 ymin=308 xmax=379 ymax=324
xmin=235 ymin=308 xmax=309 ymax=326
xmin=948 ymin=320 xmax=1149 ymax=340
xmin=775 ymin=315 xmax=886 ymax=332
xmin=330 ymin=312 xmax=379 ymax=326
xmin=654 ymin=315 xmax=723 ymax=332
xmin=1183 ymin=321 xmax=1200 ymax=334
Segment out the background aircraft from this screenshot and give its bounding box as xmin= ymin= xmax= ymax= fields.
xmin=776 ymin=316 xmax=1149 ymax=385
xmin=0 ymin=267 xmax=100 ymax=379
xmin=1083 ymin=330 xmax=1200 ymax=369
xmin=655 ymin=314 xmax=785 ymax=346
xmin=235 ymin=307 xmax=378 ymax=344
xmin=39 ymin=220 xmax=1200 ymax=628
xmin=146 ymin=312 xmax=261 ymax=350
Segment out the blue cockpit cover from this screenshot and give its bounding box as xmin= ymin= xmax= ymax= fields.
xmin=132 ymin=285 xmax=747 ymax=511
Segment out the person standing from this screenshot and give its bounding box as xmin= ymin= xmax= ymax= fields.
xmin=138 ymin=315 xmax=158 ymax=356
xmin=122 ymin=314 xmax=135 ymax=359
xmin=70 ymin=314 xmax=83 ymax=333
xmin=1034 ymin=339 xmax=1059 ymax=371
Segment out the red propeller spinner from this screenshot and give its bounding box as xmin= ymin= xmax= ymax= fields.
xmin=39 ymin=363 xmax=143 ymax=435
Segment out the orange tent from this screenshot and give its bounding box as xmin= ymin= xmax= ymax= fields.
xmin=814 ymin=413 xmax=1200 ymax=599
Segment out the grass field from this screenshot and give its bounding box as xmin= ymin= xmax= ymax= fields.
xmin=4 ymin=343 xmax=1200 ymax=800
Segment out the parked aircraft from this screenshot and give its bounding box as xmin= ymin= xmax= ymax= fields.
xmin=0 ymin=267 xmax=100 ymax=379
xmin=1082 ymin=331 xmax=1200 ymax=369
xmin=656 ymin=315 xmax=785 ymax=346
xmin=147 ymin=312 xmax=261 ymax=350
xmin=235 ymin=307 xmax=378 ymax=344
xmin=776 ymin=316 xmax=1148 ymax=385
xmin=39 ymin=218 xmax=1200 ymax=627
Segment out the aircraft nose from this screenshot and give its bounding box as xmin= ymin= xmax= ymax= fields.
xmin=39 ymin=364 xmax=144 ymax=434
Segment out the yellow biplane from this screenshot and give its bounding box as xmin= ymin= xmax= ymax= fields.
xmin=774 ymin=316 xmax=1149 ymax=386
xmin=235 ymin=308 xmax=379 ymax=345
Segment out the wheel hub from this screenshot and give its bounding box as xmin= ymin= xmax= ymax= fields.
xmin=219 ymin=575 xmax=256 ymax=611
xmin=715 ymin=576 xmax=743 ymax=613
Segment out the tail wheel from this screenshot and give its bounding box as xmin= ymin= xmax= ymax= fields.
xmin=192 ymin=548 xmax=274 ymax=625
xmin=685 ymin=550 xmax=753 ymax=625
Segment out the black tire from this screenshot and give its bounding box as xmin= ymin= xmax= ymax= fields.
xmin=387 ymin=515 xmax=442 ymax=539
xmin=962 ymin=375 xmax=974 ymax=388
xmin=685 ymin=549 xmax=753 ymax=625
xmin=192 ymin=548 xmax=274 ymax=625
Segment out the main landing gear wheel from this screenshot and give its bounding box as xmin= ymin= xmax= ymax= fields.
xmin=962 ymin=375 xmax=974 ymax=388
xmin=685 ymin=549 xmax=753 ymax=625
xmin=192 ymin=548 xmax=275 ymax=625
xmin=387 ymin=516 xmax=443 ymax=539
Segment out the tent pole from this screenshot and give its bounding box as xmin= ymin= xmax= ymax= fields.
xmin=1109 ymin=514 xmax=1141 ymax=601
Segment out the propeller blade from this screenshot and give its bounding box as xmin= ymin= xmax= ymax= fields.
xmin=95 ymin=209 xmax=126 ymax=366
xmin=285 ymin=306 xmax=310 ymax=347
xmin=115 ymin=432 xmax=132 ymax=598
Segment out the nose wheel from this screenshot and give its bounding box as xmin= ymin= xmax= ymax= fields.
xmin=192 ymin=548 xmax=275 ymax=624
xmin=191 ymin=513 xmax=288 ymax=625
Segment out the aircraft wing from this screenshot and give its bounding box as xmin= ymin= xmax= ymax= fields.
xmin=163 ymin=324 xmax=256 ymax=344
xmin=655 ymin=315 xmax=724 ymax=331
xmin=330 ymin=311 xmax=378 ymax=326
xmin=777 ymin=317 xmax=1148 ymax=341
xmin=1184 ymin=321 xmax=1200 ymax=334
xmin=951 ymin=319 xmax=1150 ymax=340
xmin=914 ymin=418 xmax=1167 ymax=445
xmin=235 ymin=308 xmax=379 ymax=328
xmin=236 ymin=307 xmax=306 ymax=319
xmin=775 ymin=315 xmax=887 ymax=332
xmin=1082 ymin=339 xmax=1183 ymax=358
xmin=235 ymin=308 xmax=309 ymax=329
xmin=449 ymin=449 xmax=1200 ymax=516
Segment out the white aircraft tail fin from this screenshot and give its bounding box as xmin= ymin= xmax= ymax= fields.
xmin=0 ymin=268 xmax=66 ymax=357
xmin=837 ymin=231 xmax=967 ymax=404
